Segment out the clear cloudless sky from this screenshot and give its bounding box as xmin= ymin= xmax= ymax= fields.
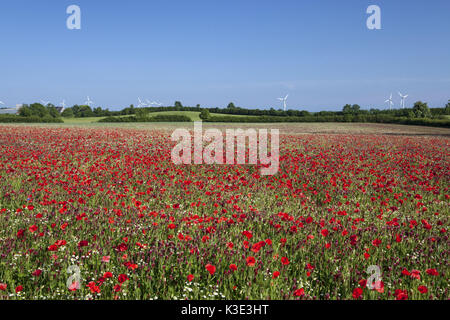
xmin=0 ymin=0 xmax=449 ymax=111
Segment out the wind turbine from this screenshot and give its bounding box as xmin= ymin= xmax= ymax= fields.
xmin=146 ymin=99 xmax=163 ymax=106
xmin=277 ymin=94 xmax=289 ymax=111
xmin=85 ymin=96 xmax=93 ymax=107
xmin=398 ymin=92 xmax=408 ymax=109
xmin=40 ymin=99 xmax=50 ymax=106
xmin=59 ymin=99 xmax=66 ymax=112
xmin=137 ymin=97 xmax=147 ymax=108
xmin=384 ymin=93 xmax=394 ymax=110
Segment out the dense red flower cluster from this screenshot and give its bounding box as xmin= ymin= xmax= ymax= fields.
xmin=0 ymin=126 xmax=447 ymax=300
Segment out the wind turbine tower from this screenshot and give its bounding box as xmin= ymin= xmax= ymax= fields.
xmin=277 ymin=94 xmax=289 ymax=111
xmin=85 ymin=96 xmax=93 ymax=107
xmin=137 ymin=98 xmax=147 ymax=108
xmin=385 ymin=93 xmax=394 ymax=110
xmin=398 ymin=92 xmax=408 ymax=109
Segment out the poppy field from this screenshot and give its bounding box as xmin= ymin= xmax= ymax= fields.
xmin=0 ymin=124 xmax=448 ymax=300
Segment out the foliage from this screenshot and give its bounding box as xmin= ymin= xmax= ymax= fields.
xmin=18 ymin=103 xmax=61 ymax=118
xmin=411 ymin=101 xmax=432 ymax=118
xmin=0 ymin=115 xmax=63 ymax=123
xmin=98 ymin=114 xmax=192 ymax=122
xmin=199 ymin=109 xmax=211 ymax=120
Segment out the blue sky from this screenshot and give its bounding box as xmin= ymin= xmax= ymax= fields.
xmin=0 ymin=0 xmax=449 ymax=111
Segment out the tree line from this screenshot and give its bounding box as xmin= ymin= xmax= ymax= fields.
xmin=61 ymin=100 xmax=450 ymax=119
xmin=2 ymin=99 xmax=449 ymax=126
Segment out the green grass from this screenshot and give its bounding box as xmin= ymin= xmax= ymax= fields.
xmin=62 ymin=117 xmax=107 ymax=124
xmin=63 ymin=111 xmax=255 ymax=123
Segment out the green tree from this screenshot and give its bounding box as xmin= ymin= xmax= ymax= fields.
xmin=30 ymin=103 xmax=49 ymax=117
xmin=18 ymin=105 xmax=32 ymax=117
xmin=343 ymin=104 xmax=361 ymax=115
xmin=76 ymin=105 xmax=94 ymax=117
xmin=47 ymin=106 xmax=61 ymax=118
xmin=199 ymin=109 xmax=211 ymax=120
xmin=174 ymin=101 xmax=183 ymax=109
xmin=227 ymin=102 xmax=236 ymax=109
xmin=61 ymin=108 xmax=74 ymax=118
xmin=411 ymin=101 xmax=431 ymax=118
xmin=351 ymin=104 xmax=361 ymax=114
xmin=342 ymin=104 xmax=352 ymax=114
xmin=93 ymin=107 xmax=104 ymax=117
xmin=135 ymin=108 xmax=148 ymax=118
xmin=445 ymin=100 xmax=450 ymax=115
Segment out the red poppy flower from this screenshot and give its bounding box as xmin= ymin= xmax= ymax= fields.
xmin=352 ymin=287 xmax=363 ymax=299
xmin=418 ymin=285 xmax=428 ymax=294
xmin=187 ymin=274 xmax=194 ymax=282
xmin=410 ymin=270 xmax=421 ymax=280
xmin=87 ymin=282 xmax=100 ymax=294
xmin=394 ymin=289 xmax=408 ymax=300
xmin=426 ymin=268 xmax=439 ymax=276
xmin=294 ymin=288 xmax=305 ymax=296
xmin=229 ymin=264 xmax=237 ymax=271
xmin=281 ymin=257 xmax=290 ymax=265
xmin=118 ymin=274 xmax=129 ymax=283
xmin=242 ymin=230 xmax=253 ymax=239
xmin=78 ymin=240 xmax=88 ymax=248
xmin=359 ymin=279 xmax=367 ymax=287
xmin=32 ymin=269 xmax=42 ymax=277
xmin=205 ymin=264 xmax=216 ymax=275
xmin=401 ymin=269 xmax=411 ymax=276
xmin=246 ymin=256 xmax=256 ymax=267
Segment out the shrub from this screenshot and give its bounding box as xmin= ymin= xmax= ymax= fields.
xmin=0 ymin=115 xmax=64 ymax=123
xmin=199 ymin=109 xmax=211 ymax=120
xmin=98 ymin=114 xmax=192 ymax=123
